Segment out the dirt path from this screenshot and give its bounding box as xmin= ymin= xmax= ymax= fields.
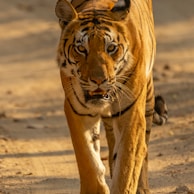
xmin=0 ymin=0 xmax=194 ymax=193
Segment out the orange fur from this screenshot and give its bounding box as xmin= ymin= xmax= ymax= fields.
xmin=56 ymin=0 xmax=156 ymax=193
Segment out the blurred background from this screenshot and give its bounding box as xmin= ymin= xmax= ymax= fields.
xmin=0 ymin=0 xmax=194 ymax=193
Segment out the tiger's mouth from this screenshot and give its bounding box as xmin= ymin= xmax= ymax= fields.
xmin=85 ymin=89 xmax=110 ymax=101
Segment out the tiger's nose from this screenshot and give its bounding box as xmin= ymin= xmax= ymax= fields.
xmin=90 ymin=77 xmax=108 ymax=85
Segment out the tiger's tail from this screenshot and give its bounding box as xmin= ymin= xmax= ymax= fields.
xmin=153 ymin=95 xmax=168 ymax=125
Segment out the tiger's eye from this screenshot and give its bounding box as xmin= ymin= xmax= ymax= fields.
xmin=107 ymin=44 xmax=118 ymax=54
xmin=76 ymin=45 xmax=87 ymax=54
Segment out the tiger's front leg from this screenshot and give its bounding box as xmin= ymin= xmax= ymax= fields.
xmin=64 ymin=100 xmax=109 ymax=194
xmin=110 ymin=90 xmax=147 ymax=194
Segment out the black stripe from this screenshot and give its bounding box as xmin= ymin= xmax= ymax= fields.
xmin=92 ymin=18 xmax=101 ymax=25
xmin=82 ymin=27 xmax=90 ymax=32
xmin=80 ymin=20 xmax=91 ymax=26
xmin=103 ymin=80 xmax=145 ymax=118
xmin=62 ymin=60 xmax=66 ymax=67
xmin=74 ymin=0 xmax=89 ymax=10
xmin=67 ymin=44 xmax=72 ymax=59
xmin=70 ymin=78 xmax=88 ymax=109
xmin=67 ymin=99 xmax=97 ymax=117
xmin=116 ymin=48 xmax=130 ymax=76
xmin=100 ymin=26 xmax=111 ymax=32
xmin=102 ymin=97 xmax=137 ymax=119
xmin=104 ymin=32 xmax=112 ymax=41
xmin=67 ymin=45 xmax=77 ymax=65
xmin=111 ymin=100 xmax=136 ymax=118
xmin=79 ymin=15 xmax=113 ymax=26
xmin=68 ymin=96 xmax=136 ymax=118
xmin=117 ymin=35 xmax=120 ymax=42
xmin=116 ymin=44 xmax=127 ymax=63
xmin=68 ymin=86 xmax=145 ymax=119
xmin=145 ymin=109 xmax=154 ymax=117
xmin=63 ymin=38 xmax=68 ymax=47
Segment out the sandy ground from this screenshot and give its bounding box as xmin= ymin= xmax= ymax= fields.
xmin=0 ymin=0 xmax=194 ymax=193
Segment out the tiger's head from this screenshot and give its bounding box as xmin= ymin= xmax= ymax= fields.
xmin=56 ymin=0 xmax=137 ymax=110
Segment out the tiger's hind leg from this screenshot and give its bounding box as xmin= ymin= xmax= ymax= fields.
xmin=136 ymin=75 xmax=154 ymax=194
xmin=137 ymin=110 xmax=153 ymax=194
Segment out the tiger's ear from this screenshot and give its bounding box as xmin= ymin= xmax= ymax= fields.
xmin=111 ymin=0 xmax=130 ymax=20
xmin=55 ymin=0 xmax=77 ymax=24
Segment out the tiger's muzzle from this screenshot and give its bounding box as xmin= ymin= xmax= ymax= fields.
xmin=85 ymin=88 xmax=110 ymax=102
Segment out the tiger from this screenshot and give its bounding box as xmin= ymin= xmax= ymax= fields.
xmin=55 ymin=0 xmax=167 ymax=193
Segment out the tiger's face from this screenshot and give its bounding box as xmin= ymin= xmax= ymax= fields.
xmin=56 ymin=3 xmax=133 ymax=109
